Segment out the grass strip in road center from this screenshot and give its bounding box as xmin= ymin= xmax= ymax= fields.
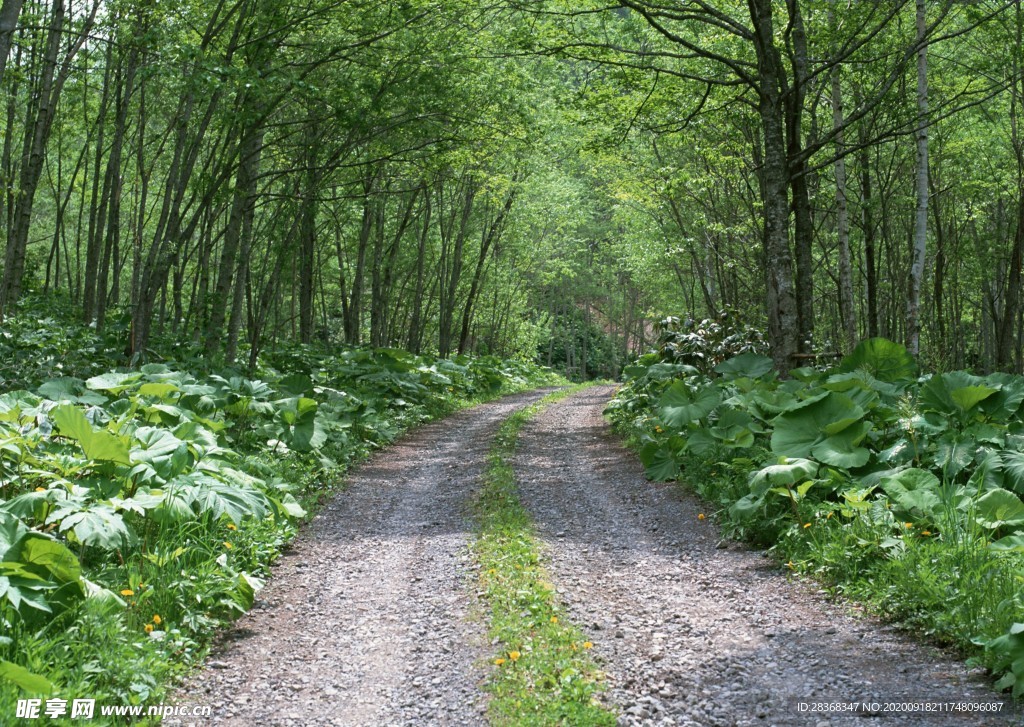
xmin=473 ymin=384 xmax=616 ymax=726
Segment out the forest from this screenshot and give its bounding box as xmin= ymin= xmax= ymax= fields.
xmin=0 ymin=1 xmax=1023 ymax=376
xmin=2 ymin=0 xmax=1024 ymax=720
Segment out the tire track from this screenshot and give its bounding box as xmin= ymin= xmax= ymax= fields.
xmin=514 ymin=386 xmax=1020 ymax=727
xmin=169 ymin=389 xmax=553 ymax=727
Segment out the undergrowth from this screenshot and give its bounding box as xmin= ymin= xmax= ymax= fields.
xmin=0 ymin=300 xmax=565 ymax=723
xmin=473 ymin=384 xmax=616 ymax=726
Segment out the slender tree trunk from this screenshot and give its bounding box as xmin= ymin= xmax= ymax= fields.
xmin=344 ymin=174 xmax=374 ymax=345
xmin=407 ymin=191 xmax=431 ymax=353
xmin=437 ymin=177 xmax=475 ymax=357
xmin=997 ymin=2 xmax=1024 ymax=371
xmin=0 ymin=0 xmax=23 ymax=87
xmin=832 ymin=69 xmax=856 ymax=351
xmin=458 ymin=183 xmax=516 ymax=354
xmin=750 ymin=0 xmax=799 ymax=373
xmin=786 ymin=0 xmax=814 ymax=353
xmin=206 ymin=124 xmax=265 ymax=351
xmin=906 ymin=0 xmax=929 ymax=357
xmin=2 ymin=0 xmax=67 ymax=313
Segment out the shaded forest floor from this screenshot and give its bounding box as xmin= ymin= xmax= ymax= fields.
xmin=170 ymin=388 xmax=1020 ymax=726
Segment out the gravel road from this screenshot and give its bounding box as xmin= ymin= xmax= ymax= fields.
xmin=169 ymin=389 xmax=552 ymax=726
xmin=515 ymin=386 xmax=1021 ymax=727
xmin=171 ymin=385 xmax=1022 ymax=727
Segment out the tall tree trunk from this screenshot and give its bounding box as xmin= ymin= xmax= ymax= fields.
xmin=858 ymin=131 xmax=879 ymax=337
xmin=406 ymin=191 xmax=431 ymax=353
xmin=830 ymin=8 xmax=856 ymax=352
xmin=0 ymin=0 xmax=23 ymax=87
xmin=906 ymin=0 xmax=929 ymax=357
xmin=205 ymin=123 xmax=265 ymax=351
xmin=343 ymin=174 xmax=375 ymax=345
xmin=458 ymin=183 xmax=516 ymax=354
xmin=997 ymin=1 xmax=1024 ymax=371
xmin=750 ymin=0 xmax=799 ymax=373
xmin=785 ymin=0 xmax=814 ymax=353
xmin=83 ymin=41 xmax=116 ymax=324
xmin=1 ymin=0 xmax=88 ymax=313
xmin=437 ymin=177 xmax=475 ymax=357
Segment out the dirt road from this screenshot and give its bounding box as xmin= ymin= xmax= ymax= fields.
xmin=173 ymin=386 xmax=1021 ymax=726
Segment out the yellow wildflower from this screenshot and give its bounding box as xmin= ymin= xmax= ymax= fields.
xmin=120 ymin=589 xmax=135 ymax=597
xmin=144 ymin=624 xmax=154 ymax=633
xmin=583 ymin=641 xmax=593 ymax=649
xmin=227 ymin=523 xmax=237 ymax=531
xmin=152 ymin=615 xmax=162 ymax=625
xmin=224 ymin=542 xmax=233 ymax=549
xmin=904 ymin=522 xmax=913 ymax=529
xmin=697 ymin=513 xmax=706 ymax=521
xmin=494 ymin=658 xmax=506 ymax=666
xmin=508 ymin=650 xmax=521 ymax=662
xmin=550 ymin=616 xmax=558 ymax=624
xmin=803 ymin=523 xmax=811 ymax=529
xmin=35 ymin=487 xmax=46 ymax=492
xmin=921 ymin=530 xmax=932 ymax=536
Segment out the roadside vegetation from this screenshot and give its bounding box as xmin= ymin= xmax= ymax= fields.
xmin=606 ymin=318 xmax=1024 ymax=700
xmin=0 ymin=300 xmax=562 ymax=715
xmin=474 ymin=385 xmax=616 ymax=726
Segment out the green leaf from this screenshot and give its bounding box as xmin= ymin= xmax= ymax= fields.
xmin=920 ymin=371 xmax=999 ymax=418
xmin=132 ymin=427 xmax=189 ymax=481
xmin=187 ymin=475 xmax=271 ymax=523
xmin=137 ymin=382 xmax=180 ymax=399
xmin=18 ymin=537 xmax=81 ymax=584
xmin=880 ymin=468 xmax=943 ymax=520
xmin=714 ymin=352 xmax=773 ymax=379
xmin=770 ymin=392 xmax=864 ymax=460
xmin=51 ymin=405 xmax=130 ymax=464
xmin=974 ymin=488 xmax=1024 ymax=531
xmin=750 ymin=458 xmax=819 ymax=489
xmin=275 ymin=494 xmax=307 ymax=519
xmin=810 ymin=421 xmax=872 ymax=468
xmin=638 ymin=441 xmax=680 ymax=481
xmin=1002 ymin=450 xmax=1024 ymax=494
xmin=729 ymin=492 xmax=766 ymax=521
xmin=0 ymin=511 xmax=29 ymax=558
xmin=837 ymin=338 xmax=917 ymax=382
xmin=0 ymin=660 xmax=54 ymax=695
xmin=950 ymin=385 xmax=999 ymax=413
xmin=988 ymin=535 xmax=1024 ymax=553
xmin=56 ymin=506 xmax=134 ymax=551
xmin=85 ymin=371 xmax=143 ymax=394
xmin=658 ymin=382 xmax=720 ymax=427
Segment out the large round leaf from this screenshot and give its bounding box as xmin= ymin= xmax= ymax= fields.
xmin=837 ymin=338 xmax=917 ymax=382
xmin=714 ymin=352 xmax=774 ymax=379
xmin=658 ymin=381 xmax=720 ymax=428
xmin=974 ymin=488 xmax=1024 ymax=531
xmin=770 ymin=392 xmax=865 ymax=460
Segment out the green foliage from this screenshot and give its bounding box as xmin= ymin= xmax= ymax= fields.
xmin=837 ymin=338 xmax=918 ymax=383
xmin=0 ymin=311 xmax=563 ymax=709
xmin=608 ymin=337 xmax=1024 ymax=695
xmin=653 ymin=311 xmax=768 ymax=375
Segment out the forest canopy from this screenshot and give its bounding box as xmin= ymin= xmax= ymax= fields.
xmin=0 ymin=0 xmax=1022 ymax=377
